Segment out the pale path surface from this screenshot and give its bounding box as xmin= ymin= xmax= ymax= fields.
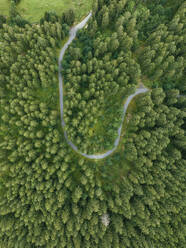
xmin=58 ymin=13 xmax=148 ymax=159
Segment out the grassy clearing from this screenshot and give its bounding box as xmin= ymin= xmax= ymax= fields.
xmin=100 ymin=93 xmax=140 ymax=183
xmin=17 ymin=0 xmax=93 ymax=23
xmin=0 ymin=0 xmax=9 ymax=17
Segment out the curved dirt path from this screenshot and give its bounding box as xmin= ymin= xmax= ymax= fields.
xmin=58 ymin=13 xmax=148 ymax=159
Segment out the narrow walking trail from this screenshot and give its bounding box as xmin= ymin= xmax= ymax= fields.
xmin=58 ymin=13 xmax=148 ymax=159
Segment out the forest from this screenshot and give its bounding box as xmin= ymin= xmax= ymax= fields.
xmin=0 ymin=0 xmax=185 ymax=247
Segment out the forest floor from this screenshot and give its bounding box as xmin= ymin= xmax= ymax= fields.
xmin=17 ymin=0 xmax=93 ymax=23
xmin=0 ymin=0 xmax=9 ymax=17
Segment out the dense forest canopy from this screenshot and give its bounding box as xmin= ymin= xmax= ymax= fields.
xmin=62 ymin=0 xmax=186 ymax=153
xmin=0 ymin=0 xmax=185 ymax=247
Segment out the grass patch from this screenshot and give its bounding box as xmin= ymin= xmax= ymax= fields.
xmin=0 ymin=0 xmax=10 ymax=17
xmin=17 ymin=0 xmax=93 ymax=23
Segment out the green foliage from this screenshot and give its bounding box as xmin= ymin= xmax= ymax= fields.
xmin=0 ymin=14 xmax=6 ymax=28
xmin=62 ymin=0 xmax=143 ymax=153
xmin=0 ymin=0 xmax=185 ymax=247
xmin=61 ymin=9 xmax=75 ymax=26
xmin=139 ymin=1 xmax=186 ymax=92
xmin=132 ymin=0 xmax=185 ymax=40
xmin=12 ymin=0 xmax=21 ymax=4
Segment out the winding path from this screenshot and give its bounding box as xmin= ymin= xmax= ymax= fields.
xmin=58 ymin=13 xmax=148 ymax=159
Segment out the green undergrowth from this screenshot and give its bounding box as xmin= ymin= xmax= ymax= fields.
xmin=56 ymin=37 xmax=69 ymax=56
xmin=92 ymin=92 xmax=143 ymax=186
xmin=89 ymin=91 xmax=129 ymax=149
xmin=141 ymin=76 xmax=153 ymax=89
